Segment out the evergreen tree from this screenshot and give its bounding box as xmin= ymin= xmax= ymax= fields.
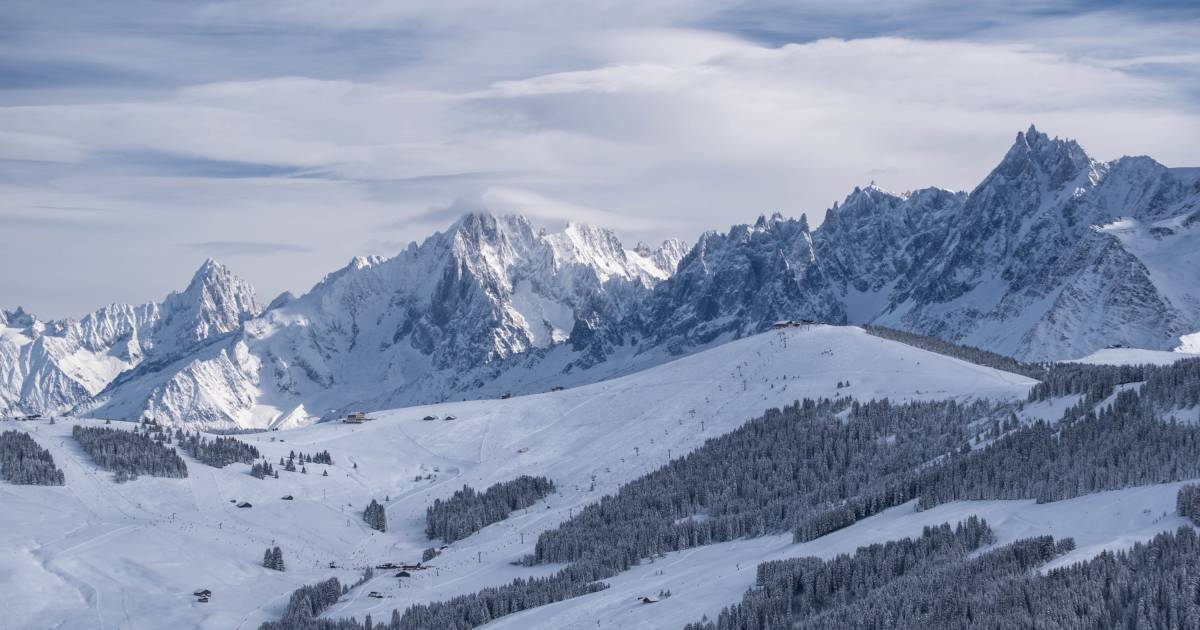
xmin=72 ymin=425 xmax=187 ymax=479
xmin=364 ymin=499 xmax=387 ymax=532
xmin=0 ymin=430 xmax=66 ymax=485
xmin=426 ymin=476 xmax=555 ymax=543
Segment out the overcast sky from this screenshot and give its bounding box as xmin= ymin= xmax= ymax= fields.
xmin=3 ymin=0 xmax=1199 ymax=319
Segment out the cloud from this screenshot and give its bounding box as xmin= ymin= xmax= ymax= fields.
xmin=188 ymin=240 xmax=314 ymax=256
xmin=1 ymin=1 xmax=1198 ymax=317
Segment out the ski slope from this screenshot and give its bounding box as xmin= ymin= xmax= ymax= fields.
xmin=1072 ymin=347 xmax=1199 ymax=366
xmin=2 ymin=325 xmax=1042 ymax=629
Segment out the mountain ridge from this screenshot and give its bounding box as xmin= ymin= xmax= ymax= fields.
xmin=3 ymin=126 xmax=1198 ymax=427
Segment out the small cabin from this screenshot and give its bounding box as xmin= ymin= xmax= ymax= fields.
xmin=443 ymin=415 xmax=456 ymax=421
xmin=344 ymin=411 xmax=369 ymax=424
xmin=368 ymin=592 xmax=384 ymax=599
xmin=236 ymin=502 xmax=253 ymax=508
xmin=422 ymin=415 xmax=438 ymax=421
xmin=395 ymin=571 xmax=411 ymax=578
xmin=500 ymin=393 xmax=513 ymax=400
xmin=193 ymin=589 xmax=212 ymax=597
xmin=550 ymin=385 xmax=565 ymax=392
xmin=639 ymin=596 xmax=659 ymax=604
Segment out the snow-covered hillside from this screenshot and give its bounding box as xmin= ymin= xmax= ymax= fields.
xmin=1 ymin=325 xmax=1038 ymax=629
xmin=7 ymin=325 xmax=1200 ymax=630
xmin=1072 ymin=347 xmax=1200 ymax=366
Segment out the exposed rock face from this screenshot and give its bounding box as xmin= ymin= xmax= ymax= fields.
xmin=635 ymin=126 xmax=1199 ymax=362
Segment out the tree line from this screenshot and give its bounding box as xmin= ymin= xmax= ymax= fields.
xmin=0 ymin=430 xmax=65 ymax=485
xmin=1179 ymin=483 xmax=1200 ymax=526
xmin=426 ymin=475 xmax=555 ymax=543
xmin=527 ymin=397 xmax=1003 ymax=570
xmin=861 ymin=325 xmax=1047 ymax=379
xmin=177 ymin=430 xmax=260 ymax=468
xmin=772 ymin=527 xmax=1198 ymax=630
xmin=685 ymin=517 xmax=1013 ymax=630
xmin=72 ymin=424 xmax=187 ymax=480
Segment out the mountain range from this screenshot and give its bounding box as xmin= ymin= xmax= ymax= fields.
xmin=3 ymin=125 xmax=1197 ymax=428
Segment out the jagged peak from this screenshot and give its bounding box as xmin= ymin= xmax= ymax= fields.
xmin=172 ymin=258 xmax=259 ymax=321
xmin=561 ymin=220 xmax=622 ymax=247
xmin=185 ymin=258 xmax=243 ymax=293
xmin=752 ymin=212 xmax=789 ymax=231
xmin=450 ymin=211 xmax=534 ymax=236
xmin=348 ymin=255 xmax=385 ymax=271
xmin=1 ymin=306 xmax=37 ymax=328
xmin=191 ymin=256 xmax=224 ymax=279
xmin=995 ymin=124 xmax=1092 ymax=187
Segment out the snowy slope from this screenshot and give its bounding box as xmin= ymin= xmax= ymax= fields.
xmin=1180 ymin=332 xmax=1200 ymax=354
xmin=0 ymin=325 xmax=1035 ymax=629
xmin=1072 ymin=347 xmax=1200 ymax=366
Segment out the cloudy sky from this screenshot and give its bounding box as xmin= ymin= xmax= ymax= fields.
xmin=3 ymin=0 xmax=1199 ymax=318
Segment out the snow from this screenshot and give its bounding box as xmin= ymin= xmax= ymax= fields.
xmin=0 ymin=325 xmax=1035 ymax=629
xmin=1018 ymin=395 xmax=1082 ymax=424
xmin=1072 ymin=346 xmax=1200 ymax=366
xmin=1178 ymin=331 xmax=1200 ymax=354
xmin=1099 ymin=215 xmax=1200 ymax=324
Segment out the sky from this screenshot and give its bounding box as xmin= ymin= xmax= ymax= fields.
xmin=2 ymin=0 xmax=1199 ymax=319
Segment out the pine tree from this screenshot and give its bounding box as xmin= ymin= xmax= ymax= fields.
xmin=263 ymin=546 xmax=284 ymax=571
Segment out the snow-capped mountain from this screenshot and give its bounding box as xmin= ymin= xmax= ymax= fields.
xmin=4 ymin=126 xmax=1198 ymax=427
xmin=0 ymin=261 xmax=259 ymax=417
xmin=876 ymin=127 xmax=1200 ymax=359
xmin=80 ymin=214 xmax=684 ymax=427
xmin=632 ymin=126 xmax=1200 ymax=361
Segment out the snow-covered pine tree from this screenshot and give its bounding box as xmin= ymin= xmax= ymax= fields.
xmin=363 ymin=499 xmax=387 ymax=532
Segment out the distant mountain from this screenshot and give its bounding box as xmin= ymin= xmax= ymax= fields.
xmin=75 ymin=214 xmax=684 ymax=427
xmin=3 ymin=126 xmax=1197 ymax=427
xmin=630 ymin=126 xmax=1200 ymax=362
xmin=0 ymin=260 xmax=259 ymax=416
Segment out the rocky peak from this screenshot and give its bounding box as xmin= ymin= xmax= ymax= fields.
xmin=651 ymin=238 xmax=688 ymax=274
xmin=1 ymin=306 xmax=36 ymax=328
xmin=159 ymin=259 xmax=260 ymax=348
xmin=991 ymin=124 xmax=1093 ymax=191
